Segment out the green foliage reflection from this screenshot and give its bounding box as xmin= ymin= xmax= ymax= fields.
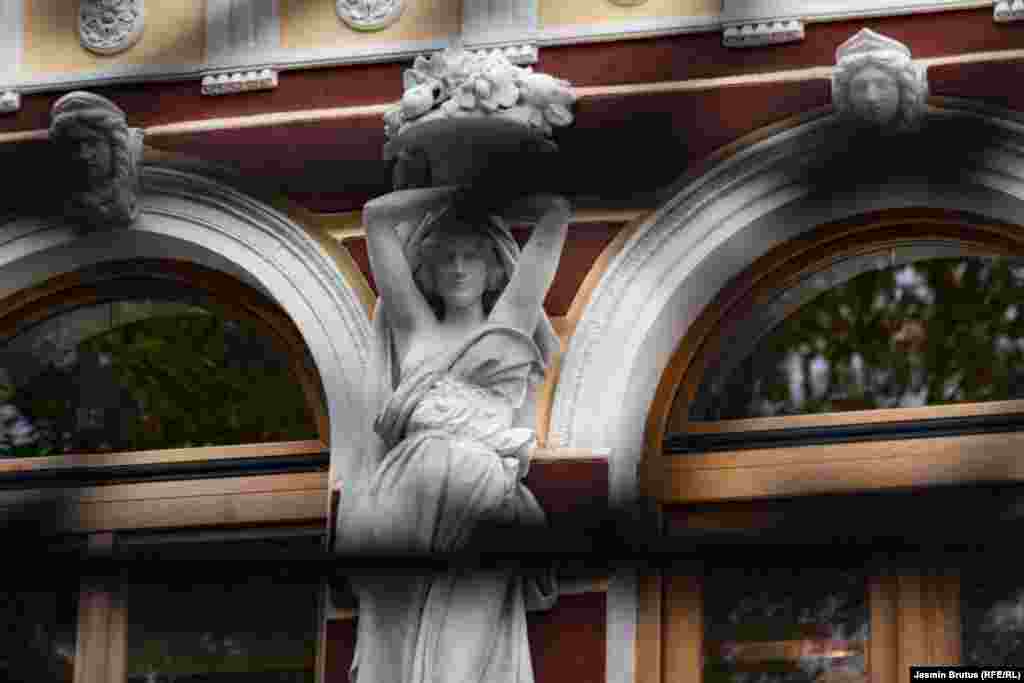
xmin=692 ymin=258 xmax=1024 ymax=420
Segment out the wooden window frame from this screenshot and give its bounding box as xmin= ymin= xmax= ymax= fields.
xmin=645 ymin=209 xmax=1024 ymax=504
xmin=0 ymin=259 xmax=329 ymax=471
xmin=644 ymin=565 xmax=961 ymax=683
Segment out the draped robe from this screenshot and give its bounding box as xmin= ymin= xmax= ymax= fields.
xmin=336 ymin=324 xmax=558 ymax=683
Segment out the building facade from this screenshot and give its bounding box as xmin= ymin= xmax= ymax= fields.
xmin=2 ymin=1 xmax=1024 ymax=682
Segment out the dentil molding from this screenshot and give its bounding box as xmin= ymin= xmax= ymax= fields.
xmin=201 ymin=69 xmax=279 ymax=96
xmin=722 ymin=19 xmax=804 ymax=47
xmin=0 ymin=91 xmax=19 ymax=114
xmin=994 ymin=0 xmax=1024 ymax=21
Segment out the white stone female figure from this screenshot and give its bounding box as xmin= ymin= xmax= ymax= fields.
xmin=335 ymin=156 xmax=570 ymax=683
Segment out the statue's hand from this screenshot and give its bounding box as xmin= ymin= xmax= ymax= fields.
xmin=392 ymin=147 xmax=432 ymax=190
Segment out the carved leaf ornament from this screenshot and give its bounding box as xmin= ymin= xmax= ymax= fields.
xmin=79 ymin=0 xmax=144 ymax=55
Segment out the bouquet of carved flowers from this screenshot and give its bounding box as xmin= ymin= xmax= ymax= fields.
xmin=384 ymin=46 xmax=576 ymax=138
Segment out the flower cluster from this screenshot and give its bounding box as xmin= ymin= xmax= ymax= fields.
xmin=384 ymin=47 xmax=576 ymax=138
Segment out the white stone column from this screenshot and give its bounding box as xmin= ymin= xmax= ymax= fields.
xmin=0 ymin=0 xmax=22 ymax=113
xmin=204 ymin=0 xmax=280 ymax=95
xmin=462 ymin=0 xmax=538 ymax=53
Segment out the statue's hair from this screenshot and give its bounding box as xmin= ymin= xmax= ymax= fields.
xmin=412 ymin=209 xmax=509 ymax=321
xmin=49 ymin=107 xmax=140 ymax=226
xmin=832 ymin=52 xmax=928 ymax=132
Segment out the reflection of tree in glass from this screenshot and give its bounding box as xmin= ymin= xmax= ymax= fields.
xmin=696 ymin=258 xmax=1024 ymax=420
xmin=0 ymin=588 xmax=78 ymax=682
xmin=125 ymin=569 xmax=319 ymax=682
xmin=962 ymin=573 xmax=1024 ymax=666
xmin=703 ymin=569 xmax=869 ymax=683
xmin=0 ymin=310 xmax=318 ymax=457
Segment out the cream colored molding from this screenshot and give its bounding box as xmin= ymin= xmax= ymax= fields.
xmin=204 ymin=0 xmax=280 ymax=94
xmin=994 ymin=0 xmax=1024 ymax=21
xmin=336 ymin=0 xmax=405 ymax=31
xmin=79 ymin=0 xmax=145 ymax=55
xmin=462 ymin=0 xmax=538 ymax=48
xmin=0 ymin=0 xmax=21 ymax=113
xmin=202 ymin=68 xmax=279 ymax=95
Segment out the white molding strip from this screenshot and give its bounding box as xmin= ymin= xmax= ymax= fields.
xmin=0 ymin=0 xmax=22 ymax=112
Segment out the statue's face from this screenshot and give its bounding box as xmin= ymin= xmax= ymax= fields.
xmin=64 ymin=125 xmax=113 ymax=182
xmin=849 ymin=66 xmax=901 ymax=126
xmin=430 ymin=233 xmax=491 ymax=312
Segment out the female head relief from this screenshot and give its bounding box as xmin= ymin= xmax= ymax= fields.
xmin=832 ymin=29 xmax=928 ymax=132
xmin=49 ymin=91 xmax=143 ymax=227
xmin=405 ymin=201 xmax=512 ymax=321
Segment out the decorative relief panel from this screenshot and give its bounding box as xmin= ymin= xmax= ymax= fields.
xmin=336 ymin=0 xmax=406 ymax=31
xmin=831 ymin=28 xmax=928 ymax=132
xmin=78 ymin=0 xmax=145 ymax=55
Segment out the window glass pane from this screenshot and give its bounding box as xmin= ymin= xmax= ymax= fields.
xmin=0 ymin=586 xmax=79 ymax=682
xmin=124 ymin=535 xmax=322 ymax=682
xmin=962 ymin=568 xmax=1024 ymax=665
xmin=0 ymin=287 xmax=319 ymax=457
xmin=690 ymin=253 xmax=1024 ymax=421
xmin=703 ymin=568 xmax=869 ymax=683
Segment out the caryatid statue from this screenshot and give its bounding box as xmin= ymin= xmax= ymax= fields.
xmin=49 ymin=91 xmax=143 ymax=228
xmin=334 ymin=46 xmax=577 ymax=683
xmin=832 ymin=28 xmax=929 ymax=132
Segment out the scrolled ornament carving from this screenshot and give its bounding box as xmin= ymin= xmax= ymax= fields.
xmin=336 ymin=0 xmax=405 ymax=31
xmin=831 ymin=28 xmax=928 ymax=132
xmin=78 ymin=0 xmax=145 ymax=55
xmin=49 ymin=91 xmax=143 ymax=229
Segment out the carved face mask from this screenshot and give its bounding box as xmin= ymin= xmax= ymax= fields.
xmin=65 ymin=126 xmax=113 ymax=182
xmin=849 ymin=66 xmax=901 ymax=126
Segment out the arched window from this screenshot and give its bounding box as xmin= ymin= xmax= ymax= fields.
xmin=0 ymin=259 xmax=327 ymax=478
xmin=655 ymin=210 xmax=1024 ymax=502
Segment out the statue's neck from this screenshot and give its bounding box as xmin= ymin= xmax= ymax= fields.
xmin=441 ymin=301 xmax=485 ymax=333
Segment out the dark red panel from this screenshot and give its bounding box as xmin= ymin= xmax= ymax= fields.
xmin=529 ymin=592 xmax=607 ymax=683
xmin=930 ymin=59 xmax=1024 ymax=112
xmin=323 ymin=592 xmax=607 ymax=683
xmin=541 ymin=7 xmax=1020 ymax=86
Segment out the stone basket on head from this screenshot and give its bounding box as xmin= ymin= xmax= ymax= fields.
xmin=383 ymin=45 xmax=577 ymax=189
